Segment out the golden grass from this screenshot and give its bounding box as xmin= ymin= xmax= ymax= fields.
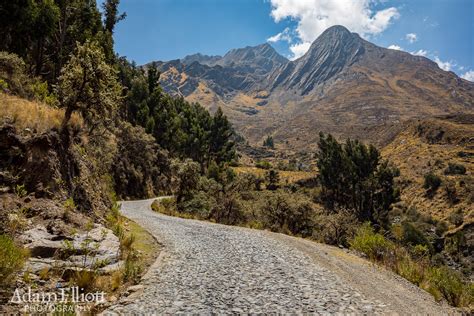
xmin=0 ymin=93 xmax=82 ymax=133
xmin=382 ymin=121 xmax=474 ymax=223
xmin=233 ymin=166 xmax=315 ymax=184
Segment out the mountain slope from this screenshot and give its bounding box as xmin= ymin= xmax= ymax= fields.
xmin=152 ymin=25 xmax=474 ymax=150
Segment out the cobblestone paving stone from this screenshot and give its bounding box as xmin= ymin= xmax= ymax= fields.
xmin=105 ymin=198 xmax=445 ymax=315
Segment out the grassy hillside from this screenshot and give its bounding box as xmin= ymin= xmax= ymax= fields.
xmin=382 ymin=116 xmax=474 ymax=225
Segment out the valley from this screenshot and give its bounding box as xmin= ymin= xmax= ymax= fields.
xmin=0 ymin=0 xmax=473 ymax=313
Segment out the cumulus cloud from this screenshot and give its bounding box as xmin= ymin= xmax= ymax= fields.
xmin=461 ymin=70 xmax=474 ymax=82
xmin=268 ymin=0 xmax=400 ymax=59
xmin=411 ymin=49 xmax=427 ymax=57
xmin=267 ymin=27 xmax=292 ymax=43
xmin=388 ymin=44 xmax=403 ymax=51
xmin=434 ymin=56 xmax=454 ymax=71
xmin=405 ymin=33 xmax=417 ymax=43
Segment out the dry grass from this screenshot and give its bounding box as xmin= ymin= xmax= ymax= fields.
xmin=382 ymin=118 xmax=474 ymax=223
xmin=233 ymin=166 xmax=315 ymax=184
xmin=0 ymin=93 xmax=82 ymax=133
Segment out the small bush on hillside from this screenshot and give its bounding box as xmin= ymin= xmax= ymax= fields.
xmin=265 ymin=169 xmax=280 ymax=190
xmin=255 ymin=160 xmax=272 ymax=169
xmin=262 ymin=192 xmax=314 ymax=237
xmin=400 ymin=222 xmax=433 ymax=253
xmin=394 ymin=249 xmax=426 ymax=286
xmin=444 ymin=181 xmax=459 ymax=205
xmin=448 ymin=209 xmax=464 ymax=226
xmin=263 ymin=135 xmax=274 ymax=149
xmin=423 ymin=172 xmax=442 ymax=197
xmin=0 ymin=235 xmax=28 ymax=286
xmin=444 ymin=163 xmax=466 ymax=175
xmin=426 ymin=266 xmax=473 ymax=307
xmin=350 ymin=223 xmax=395 ymax=261
xmin=313 ymin=209 xmax=359 ymax=246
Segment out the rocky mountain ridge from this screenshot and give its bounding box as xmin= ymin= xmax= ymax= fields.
xmin=150 ymin=25 xmax=474 ymax=150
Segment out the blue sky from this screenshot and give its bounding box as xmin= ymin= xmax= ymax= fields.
xmin=109 ymin=0 xmax=473 ymax=80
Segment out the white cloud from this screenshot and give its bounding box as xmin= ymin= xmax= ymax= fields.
xmin=267 ymin=27 xmax=292 ymax=43
xmin=388 ymin=44 xmax=403 ymax=51
xmin=289 ymin=42 xmax=312 ymax=60
xmin=434 ymin=56 xmax=454 ymax=71
xmin=405 ymin=33 xmax=417 ymax=43
xmin=411 ymin=49 xmax=427 ymax=57
xmin=461 ymin=70 xmax=474 ymax=82
xmin=268 ymin=0 xmax=400 ymax=59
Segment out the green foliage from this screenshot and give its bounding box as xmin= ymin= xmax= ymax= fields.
xmin=113 ymin=122 xmax=170 ymax=198
xmin=263 ymin=135 xmax=274 ymax=149
xmin=122 ymin=66 xmax=236 ymax=168
xmin=262 ymin=192 xmax=314 ymax=237
xmin=350 ymin=223 xmax=395 ymax=261
xmin=14 ymin=184 xmax=27 ymax=198
xmin=0 ymin=235 xmax=28 ymax=286
xmin=426 ymin=266 xmax=473 ymax=307
xmin=400 ymin=222 xmax=432 ymax=252
xmin=423 ymin=172 xmax=442 ymax=197
xmin=0 ymin=0 xmax=108 ymax=83
xmin=57 ymin=40 xmax=122 ymax=130
xmin=173 ymin=159 xmax=201 ymax=207
xmin=316 ymin=133 xmax=399 ymax=226
xmin=255 ymin=160 xmax=272 ymax=169
xmin=444 ymin=163 xmax=466 ymax=175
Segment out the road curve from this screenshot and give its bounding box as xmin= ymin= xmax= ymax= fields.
xmin=105 ymin=198 xmax=452 ymax=314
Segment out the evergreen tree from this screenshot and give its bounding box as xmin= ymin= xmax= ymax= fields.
xmin=209 ymin=107 xmax=236 ymax=166
xmin=316 ymin=132 xmax=399 ymax=227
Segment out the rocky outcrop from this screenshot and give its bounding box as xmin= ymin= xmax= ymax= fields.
xmin=0 ymin=124 xmax=111 ymax=213
xmin=20 ymin=224 xmax=121 ymax=273
xmin=152 ymin=43 xmax=289 ymax=98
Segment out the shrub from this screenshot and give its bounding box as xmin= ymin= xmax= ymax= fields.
xmin=314 ymin=209 xmax=359 ymax=246
xmin=263 ymin=135 xmax=274 ymax=149
xmin=122 ymin=252 xmax=143 ymax=284
xmin=444 ymin=181 xmax=459 ymax=205
xmin=448 ymin=209 xmax=464 ymax=226
xmin=262 ymin=192 xmax=314 ymax=237
xmin=265 ymin=169 xmax=280 ymax=190
xmin=255 ymin=160 xmax=272 ymax=169
xmin=350 ymin=223 xmax=395 ymax=261
xmin=71 ymin=270 xmax=97 ymax=292
xmin=400 ymin=222 xmax=433 ymax=253
xmin=426 ymin=266 xmax=473 ymax=307
xmin=395 ymin=251 xmax=426 ymax=286
xmin=423 ymin=172 xmax=441 ymax=197
xmin=0 ymin=235 xmax=28 ymax=286
xmin=444 ymin=163 xmax=466 ymax=175
xmin=14 ymin=184 xmax=27 ymax=198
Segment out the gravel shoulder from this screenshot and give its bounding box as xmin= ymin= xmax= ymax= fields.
xmin=105 ymin=198 xmax=454 ymax=315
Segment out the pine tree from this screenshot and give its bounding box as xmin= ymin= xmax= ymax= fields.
xmin=209 ymin=107 xmax=236 ymax=166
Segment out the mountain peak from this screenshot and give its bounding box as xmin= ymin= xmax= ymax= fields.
xmin=322 ymin=25 xmax=351 ymax=36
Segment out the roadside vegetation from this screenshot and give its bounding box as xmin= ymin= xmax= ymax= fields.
xmin=152 ymin=133 xmax=473 ymax=308
xmin=0 ymin=0 xmax=471 ymax=311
